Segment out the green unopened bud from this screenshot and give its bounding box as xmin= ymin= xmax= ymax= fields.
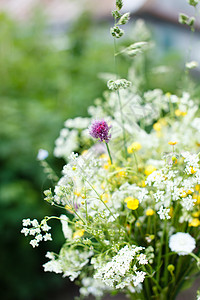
xmin=168 ymin=264 xmax=175 ymax=276
xmin=107 ymin=79 xmax=132 ymax=90
xmin=112 ymin=10 xmax=121 ymax=19
xmin=171 ymin=156 xmax=177 ymax=162
xmin=188 ymin=0 xmax=199 ymax=7
xmin=179 ymin=13 xmax=195 ymax=30
xmin=188 ymin=16 xmax=195 ymax=27
xmin=116 ymin=0 xmax=123 ymax=10
xmin=152 ymin=286 xmax=158 ymax=294
xmin=44 ymin=189 xmax=54 ymax=204
xmin=179 ymin=13 xmax=189 ymax=25
xmin=118 ymin=12 xmax=130 ymax=25
xmin=110 ymin=26 xmax=124 ymax=38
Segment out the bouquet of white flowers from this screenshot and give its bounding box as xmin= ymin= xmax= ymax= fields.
xmin=22 ymin=1 xmax=200 ymax=299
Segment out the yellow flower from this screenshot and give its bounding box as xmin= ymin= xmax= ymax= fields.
xmin=189 ymin=218 xmax=200 ymax=227
xmin=187 ymin=189 xmax=193 ymax=195
xmin=192 ymin=211 xmax=200 ymax=218
xmin=73 ymin=229 xmax=85 ymax=239
xmin=127 ymin=142 xmax=142 ymax=154
xmin=124 ymin=197 xmax=139 ymax=210
xmin=116 ymin=167 xmax=126 ymax=177
xmin=144 ymin=165 xmax=156 ymax=176
xmin=139 ymin=180 xmax=146 ymax=187
xmin=175 ymin=109 xmax=187 ymax=117
xmin=81 ymin=150 xmax=88 ymax=156
xmin=168 ymin=141 xmax=177 ymax=146
xmin=169 ymin=206 xmax=173 ymax=217
xmin=195 ymin=185 xmax=200 ymax=191
xmin=74 ymin=190 xmax=81 ymax=197
xmin=165 ymin=92 xmax=171 ymax=98
xmin=190 ymin=166 xmax=197 ymax=174
xmin=193 ymin=194 xmax=200 ymax=204
xmin=180 ymin=190 xmax=187 ymax=198
xmin=146 ymin=209 xmax=155 ymax=216
xmin=153 ymin=122 xmax=162 ymax=131
xmin=65 ymin=204 xmax=73 ymax=213
xmin=101 ymin=193 xmax=109 ymax=203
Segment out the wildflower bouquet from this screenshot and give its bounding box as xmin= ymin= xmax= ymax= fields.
xmin=22 ymin=1 xmax=200 ymax=299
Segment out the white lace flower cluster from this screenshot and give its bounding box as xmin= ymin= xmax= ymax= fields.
xmin=79 ymin=277 xmax=109 ymax=298
xmin=52 ymin=151 xmax=101 ymax=206
xmin=54 ymin=117 xmax=91 ymax=159
xmin=43 ymin=248 xmax=93 ymax=281
xmin=145 ymin=153 xmax=200 ymax=219
xmin=93 ymin=245 xmax=147 ymax=289
xmin=182 ymin=151 xmax=200 ymax=175
xmin=21 ymin=218 xmax=52 ymax=247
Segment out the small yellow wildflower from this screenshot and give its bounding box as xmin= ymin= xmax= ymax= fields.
xmin=193 ymin=194 xmax=200 ymax=204
xmin=153 ymin=122 xmax=162 ymax=131
xmin=139 ymin=180 xmax=146 ymax=187
xmin=103 ymin=161 xmax=112 ymax=170
xmin=99 ymin=153 xmax=109 ymax=160
xmin=169 ymin=206 xmax=174 ymax=217
xmin=127 ymin=142 xmax=142 ymax=154
xmin=165 ymin=92 xmax=171 ymax=98
xmin=116 ymin=167 xmax=126 ymax=177
xmin=180 ymin=190 xmax=187 ymax=198
xmin=74 ymin=191 xmax=81 ymax=197
xmin=65 ymin=204 xmax=73 ymax=213
xmin=175 ymin=109 xmax=187 ymax=117
xmin=187 ymin=189 xmax=193 ymax=195
xmin=189 ymin=218 xmax=200 ymax=227
xmin=168 ymin=141 xmax=177 ymax=146
xmin=81 ymin=150 xmax=88 ymax=156
xmin=145 ymin=165 xmax=156 ymax=176
xmin=73 ymin=229 xmax=85 ymax=239
xmin=196 ymin=141 xmax=200 ymax=147
xmin=190 ymin=166 xmax=197 ymax=174
xmin=101 ymin=193 xmax=109 ymax=203
xmin=136 ymin=221 xmax=141 ymax=227
xmin=192 ymin=211 xmax=200 ymax=218
xmin=171 ymin=156 xmax=178 ymax=164
xmin=146 ymin=209 xmax=155 ymax=216
xmin=125 ymin=197 xmax=139 ymax=210
xmin=195 ymin=184 xmax=200 ymax=191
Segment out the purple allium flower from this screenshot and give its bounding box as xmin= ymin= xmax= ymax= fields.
xmin=89 ymin=120 xmax=111 ymax=143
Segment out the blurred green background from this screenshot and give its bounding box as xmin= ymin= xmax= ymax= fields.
xmin=0 ymin=8 xmax=196 ymax=300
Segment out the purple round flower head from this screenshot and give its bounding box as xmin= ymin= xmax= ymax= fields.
xmin=89 ymin=119 xmax=111 ymax=143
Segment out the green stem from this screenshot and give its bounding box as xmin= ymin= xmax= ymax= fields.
xmin=113 ymin=37 xmax=127 ymax=159
xmin=156 ymin=221 xmax=166 ymax=283
xmin=117 ymin=89 xmax=128 ymax=159
xmin=164 ymin=227 xmax=169 ymax=287
xmin=85 ymin=178 xmax=116 ymax=220
xmin=133 ymin=152 xmax=138 ymax=172
xmin=105 ymin=142 xmax=113 ymax=164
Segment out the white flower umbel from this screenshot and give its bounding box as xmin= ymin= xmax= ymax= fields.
xmin=94 ymin=245 xmax=147 ymax=289
xmin=21 ymin=218 xmax=52 ymax=247
xmin=157 ymin=206 xmax=171 ymax=220
xmin=169 ymin=232 xmax=196 ymax=256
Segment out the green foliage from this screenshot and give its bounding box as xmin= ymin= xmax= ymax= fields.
xmin=0 ymin=12 xmax=114 ymax=300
